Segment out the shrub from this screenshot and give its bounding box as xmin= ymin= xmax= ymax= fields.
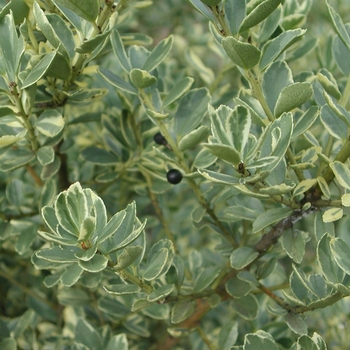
xmin=1 ymin=0 xmax=350 ymax=349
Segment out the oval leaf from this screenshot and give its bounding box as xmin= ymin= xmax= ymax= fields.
xmin=222 ymin=36 xmax=261 ymax=69
xmin=274 ymin=82 xmax=313 ymax=118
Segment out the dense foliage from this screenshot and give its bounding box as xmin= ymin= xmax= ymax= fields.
xmin=1 ymin=0 xmax=350 ymax=349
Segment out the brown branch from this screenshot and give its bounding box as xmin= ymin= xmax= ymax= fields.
xmin=254 ymin=207 xmax=316 ymax=254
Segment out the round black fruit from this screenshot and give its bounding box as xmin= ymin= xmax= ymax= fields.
xmin=153 ymin=132 xmax=167 ymax=145
xmin=166 ymin=169 xmax=183 ymax=184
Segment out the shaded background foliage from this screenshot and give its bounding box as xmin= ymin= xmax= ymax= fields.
xmin=1 ymin=0 xmax=350 ymax=349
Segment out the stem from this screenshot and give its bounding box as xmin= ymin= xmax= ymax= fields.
xmin=116 ymin=269 xmax=153 ymax=294
xmin=322 ymin=136 xmax=350 ymax=184
xmin=246 ymin=69 xmax=274 ymax=123
xmin=197 ymin=327 xmax=218 ymax=350
xmin=254 ymin=207 xmax=316 ymax=254
xmin=246 ymin=70 xmax=305 ymax=181
xmin=141 ymin=169 xmax=178 ymax=250
xmin=210 ymin=4 xmax=231 ymax=37
xmin=0 ymin=269 xmax=57 ymax=310
xmin=259 ymin=282 xmax=348 ymax=314
xmin=286 ymin=148 xmax=306 ymax=182
xmin=254 ymin=181 xmax=301 ymax=209
xmin=26 ymin=164 xmax=44 ymax=186
xmin=12 ymin=85 xmax=39 ymax=151
xmin=340 ymin=73 xmax=350 ymax=106
xmin=139 ymin=90 xmax=238 ymax=247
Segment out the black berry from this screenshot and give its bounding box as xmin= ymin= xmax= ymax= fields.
xmin=166 ymin=169 xmax=183 ymax=184
xmin=153 ymin=132 xmax=167 ymax=145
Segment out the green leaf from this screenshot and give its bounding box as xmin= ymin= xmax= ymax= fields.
xmin=274 ymin=82 xmax=313 ymax=118
xmin=317 ymin=71 xmax=341 ymax=100
xmin=187 ymin=0 xmax=216 ymax=22
xmin=130 ymin=68 xmax=157 ymax=88
xmin=260 ymin=29 xmax=306 ymax=70
xmin=218 ymin=321 xmax=238 ymax=349
xmin=281 ymin=229 xmax=306 ymax=263
xmin=330 ymin=237 xmax=350 ymax=275
xmin=341 ymin=193 xmax=350 ymax=207
xmin=111 ymin=30 xmax=132 ymax=73
xmin=200 ymin=0 xmax=221 ymax=6
xmin=226 ymin=277 xmax=252 ymax=298
xmin=297 ymin=335 xmax=319 ymax=350
xmin=113 ymin=246 xmax=143 ymax=270
xmin=239 ymin=0 xmax=281 ymax=33
xmin=222 ymin=36 xmax=261 ymax=69
xmin=258 ymin=112 xmax=293 ymax=171
xmin=178 ymin=125 xmax=209 ymax=151
xmin=262 ymin=60 xmax=293 ymax=113
xmin=230 ymin=294 xmax=259 ymax=320
xmin=97 ymin=209 xmax=127 ymax=245
xmin=57 ymin=287 xmax=90 ymax=306
xmin=75 ymin=246 xmax=97 ymax=261
xmin=292 ymin=167 xmax=316 ymax=187
xmin=60 ymin=263 xmax=83 ymax=286
xmin=320 ymin=105 xmax=348 ymax=140
xmin=329 ymin=161 xmax=350 ymax=190
xmin=102 ymin=205 xmax=146 ymax=253
xmin=322 ymin=208 xmax=343 ymax=223
xmin=0 ymin=338 xmax=17 ymax=350
xmin=224 ymin=0 xmax=246 ymax=35
xmin=75 ymin=318 xmax=102 ymax=349
xmin=81 ymin=146 xmax=119 ymax=164
xmin=33 ymin=2 xmax=70 ymax=61
xmin=253 ymin=207 xmax=293 ymax=233
xmin=0 ymin=147 xmax=35 ymax=171
xmin=317 ymin=233 xmax=344 ymax=284
xmin=0 ymin=12 xmax=24 ymax=81
xmin=185 ymin=48 xmax=215 ymax=85
xmin=53 ymin=0 xmax=99 ymax=22
xmin=75 ymin=30 xmax=111 ymax=54
xmin=36 ymin=246 xmax=79 ymax=263
xmin=162 ymin=77 xmax=194 ymax=107
xmin=37 ymin=146 xmax=55 ymax=166
xmin=104 ymin=284 xmax=141 ymax=295
xmin=0 ymin=107 xmax=16 ymax=118
xmin=38 ymin=230 xmax=77 ymax=246
xmin=143 ymin=247 xmax=169 ymax=281
xmin=244 ymin=331 xmax=279 ymax=350
xmin=292 ymin=106 xmax=319 ymax=139
xmin=52 ymin=0 xmax=83 ymax=33
xmin=0 ymin=0 xmax=29 ymax=25
xmin=224 ymin=205 xmax=262 ymax=222
xmin=6 ymin=179 xmax=24 ymax=207
xmin=21 ymin=51 xmax=57 ymax=88
xmin=46 ymin=13 xmax=76 ymax=59
xmin=35 ymin=109 xmax=64 ymax=137
xmin=230 ymin=247 xmax=259 ymax=269
xmin=192 ymin=148 xmax=217 ymax=169
xmin=326 ymin=0 xmax=350 ymax=50
xmin=147 ymin=284 xmax=175 ymax=302
xmin=193 ymin=266 xmax=221 ymax=293
xmin=79 ymin=254 xmax=108 ymax=272
xmin=174 ymin=88 xmax=211 ymax=137
xmin=171 ymin=300 xmax=196 ymax=324
xmin=285 ymin=313 xmax=308 ymax=335
xmin=41 ymin=154 xmax=61 ymax=180
xmin=106 ymin=334 xmax=128 ymax=350
xmin=333 ymin=30 xmax=350 ymax=76
xmin=98 ymin=67 xmax=138 ymax=95
xmin=202 ymin=143 xmax=241 ymax=165
xmin=143 ymin=35 xmax=173 ymax=72
xmin=15 ymin=221 xmax=38 ymax=255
